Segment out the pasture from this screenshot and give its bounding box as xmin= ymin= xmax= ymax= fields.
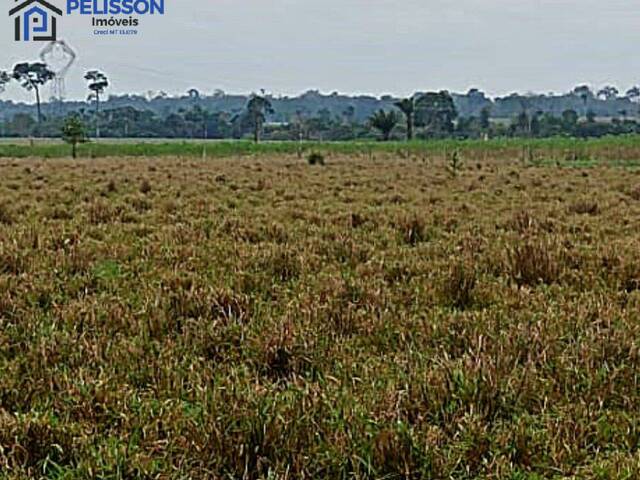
xmin=1 ymin=145 xmax=640 ymax=478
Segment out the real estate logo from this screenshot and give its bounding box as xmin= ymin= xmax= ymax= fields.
xmin=9 ymin=0 xmax=165 ymax=40
xmin=9 ymin=0 xmax=62 ymax=41
xmin=67 ymin=0 xmax=165 ymax=36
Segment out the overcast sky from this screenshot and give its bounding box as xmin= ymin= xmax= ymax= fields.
xmin=2 ymin=0 xmax=640 ymax=102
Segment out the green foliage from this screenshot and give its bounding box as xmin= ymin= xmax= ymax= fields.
xmin=246 ymin=93 xmax=274 ymax=143
xmin=61 ymin=116 xmax=87 ymax=158
xmin=394 ymin=97 xmax=416 ymax=140
xmin=480 ymin=106 xmax=491 ymax=130
xmin=369 ymin=109 xmax=399 ymax=141
xmin=84 ymin=70 xmax=109 ymax=139
xmin=12 ymin=62 xmax=54 ymax=127
xmin=4 ymin=136 xmax=640 ymax=163
xmin=2 ymin=84 xmax=640 ymax=140
xmin=12 ymin=62 xmax=54 ymax=91
xmin=414 ymin=90 xmax=457 ymax=136
xmin=84 ymin=70 xmax=109 ymax=95
xmin=447 ymin=149 xmax=462 ymax=175
xmin=0 ymin=70 xmax=11 ymax=93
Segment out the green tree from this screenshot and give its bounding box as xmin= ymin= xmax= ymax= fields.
xmin=246 ymin=93 xmax=274 ymax=143
xmin=626 ymin=86 xmax=640 ymax=103
xmin=531 ymin=111 xmax=542 ymax=137
xmin=597 ymin=85 xmax=619 ymax=101
xmin=512 ymin=111 xmax=530 ymax=136
xmin=562 ymin=109 xmax=579 ymax=131
xmin=62 ymin=115 xmax=87 ymax=159
xmin=12 ymin=62 xmax=54 ymax=131
xmin=0 ymin=71 xmax=11 ymax=94
xmin=394 ymin=97 xmax=415 ymax=140
xmin=342 ymin=105 xmax=356 ymax=124
xmin=415 ymin=91 xmax=457 ymax=136
xmin=8 ymin=113 xmax=36 ymax=136
xmin=184 ymin=105 xmax=213 ymax=140
xmin=479 ymin=106 xmax=491 ymax=131
xmin=84 ymin=70 xmax=109 ymax=139
xmin=573 ymin=85 xmax=593 ymax=115
xmin=369 ymin=109 xmax=399 ymax=141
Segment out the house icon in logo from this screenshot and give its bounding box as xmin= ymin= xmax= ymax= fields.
xmin=9 ymin=0 xmax=62 ymax=41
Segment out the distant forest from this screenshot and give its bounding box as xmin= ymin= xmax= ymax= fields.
xmin=2 ymin=85 xmax=640 ymax=140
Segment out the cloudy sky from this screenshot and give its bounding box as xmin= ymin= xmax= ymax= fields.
xmin=2 ymin=0 xmax=639 ymax=102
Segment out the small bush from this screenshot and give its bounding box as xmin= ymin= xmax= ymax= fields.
xmin=506 ymin=238 xmax=564 ymax=287
xmin=45 ymin=206 xmax=74 ymax=221
xmin=348 ymin=212 xmax=367 ymax=229
xmin=307 ymin=152 xmax=325 ymax=166
xmin=617 ymin=261 xmax=640 ymax=293
xmin=106 ymin=179 xmax=117 ymax=193
xmin=508 ymin=210 xmax=536 ymax=233
xmin=0 ymin=203 xmax=14 ymax=225
xmin=396 ymin=214 xmax=428 ymax=246
xmin=507 ymin=210 xmax=554 ymax=234
xmin=569 ymin=199 xmax=599 ymax=215
xmin=628 ymin=186 xmax=640 ymax=201
xmin=87 ymin=200 xmax=118 ymax=224
xmin=140 ymin=179 xmax=152 ymax=194
xmin=448 ymin=149 xmax=462 ymax=176
xmin=440 ymin=260 xmax=477 ymax=309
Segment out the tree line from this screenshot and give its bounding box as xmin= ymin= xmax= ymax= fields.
xmin=3 ymin=62 xmax=640 ymax=142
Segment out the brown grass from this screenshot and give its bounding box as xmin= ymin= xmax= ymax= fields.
xmin=0 ymin=153 xmax=639 ymax=478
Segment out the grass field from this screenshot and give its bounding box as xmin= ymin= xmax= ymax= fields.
xmin=3 ymin=136 xmax=640 ymax=166
xmin=1 ymin=147 xmax=640 ymax=478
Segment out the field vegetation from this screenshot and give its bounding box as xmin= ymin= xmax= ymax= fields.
xmin=3 ymin=136 xmax=640 ymax=165
xmin=1 ymin=144 xmax=640 ymax=478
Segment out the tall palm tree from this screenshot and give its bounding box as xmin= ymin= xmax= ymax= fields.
xmin=369 ymin=110 xmax=399 ymax=141
xmin=12 ymin=62 xmax=54 ymax=132
xmin=246 ymin=93 xmax=274 ymax=143
xmin=394 ymin=97 xmax=415 ymax=141
xmin=84 ymin=70 xmax=109 ymax=139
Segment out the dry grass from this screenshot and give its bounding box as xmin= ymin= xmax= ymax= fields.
xmin=0 ymin=152 xmax=639 ymax=478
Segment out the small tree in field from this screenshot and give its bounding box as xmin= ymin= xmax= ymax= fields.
xmin=62 ymin=115 xmax=86 ymax=158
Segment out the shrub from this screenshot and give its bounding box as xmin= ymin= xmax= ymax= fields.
xmin=440 ymin=260 xmax=477 ymax=309
xmin=506 ymin=238 xmax=564 ymax=287
xmin=397 ymin=214 xmax=428 ymax=246
xmin=617 ymin=261 xmax=640 ymax=293
xmin=508 ymin=210 xmax=536 ymax=234
xmin=448 ymin=149 xmax=462 ymax=176
xmin=0 ymin=202 xmax=14 ymax=225
xmin=140 ymin=179 xmax=152 ymax=194
xmin=507 ymin=210 xmax=554 ymax=234
xmin=628 ymin=185 xmax=640 ymax=201
xmin=106 ymin=179 xmax=117 ymax=193
xmin=569 ymin=199 xmax=599 ymax=215
xmin=307 ymin=152 xmax=325 ymax=166
xmin=87 ymin=200 xmax=118 ymax=224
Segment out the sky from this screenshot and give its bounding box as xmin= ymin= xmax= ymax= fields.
xmin=2 ymin=0 xmax=640 ymax=102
